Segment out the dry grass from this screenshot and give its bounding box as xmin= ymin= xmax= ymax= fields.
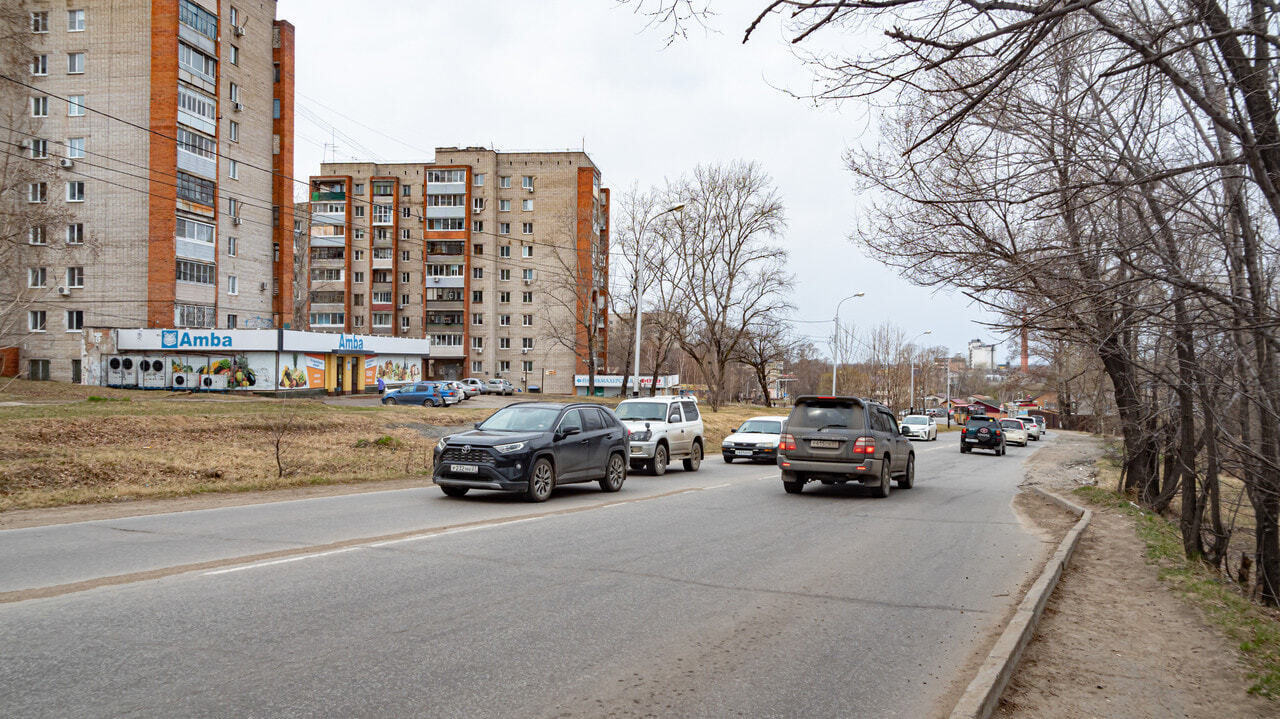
xmin=0 ymin=381 xmax=786 ymax=511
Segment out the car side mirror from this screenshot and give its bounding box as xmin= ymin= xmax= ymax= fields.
xmin=557 ymin=426 xmax=581 ymax=440
xmin=474 ymin=422 xmax=482 ymax=429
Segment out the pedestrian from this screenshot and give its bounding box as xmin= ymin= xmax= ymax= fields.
xmin=376 ymin=375 xmax=385 ymax=395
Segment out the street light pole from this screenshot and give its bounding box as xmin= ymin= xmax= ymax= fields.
xmin=632 ymin=202 xmax=685 ymax=398
xmin=831 ymin=292 xmax=866 ymax=394
xmin=906 ymin=330 xmax=932 ymax=412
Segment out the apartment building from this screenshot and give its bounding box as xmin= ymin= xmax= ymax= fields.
xmin=6 ymin=1 xmax=294 ymax=382
xmin=307 ymin=148 xmax=609 ymax=394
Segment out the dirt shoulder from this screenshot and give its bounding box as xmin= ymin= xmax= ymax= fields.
xmin=996 ymin=431 xmax=1275 ymax=718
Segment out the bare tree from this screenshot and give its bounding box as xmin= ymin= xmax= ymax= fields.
xmin=732 ymin=316 xmax=794 ymax=406
xmin=538 ymin=206 xmax=610 ymax=394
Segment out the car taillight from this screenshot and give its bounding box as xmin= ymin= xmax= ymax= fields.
xmin=994 ymin=430 xmax=1001 ymax=436
xmin=961 ymin=428 xmax=967 ymax=435
xmin=853 ymin=437 xmax=875 ymax=454
xmin=779 ymin=433 xmax=796 ymax=451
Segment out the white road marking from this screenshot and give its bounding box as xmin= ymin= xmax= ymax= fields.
xmin=203 ymin=547 xmax=359 ymax=576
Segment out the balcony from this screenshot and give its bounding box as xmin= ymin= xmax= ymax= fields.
xmin=425 ymin=205 xmax=466 ymax=220
xmin=311 ymin=191 xmax=345 ymax=201
xmin=426 ymin=181 xmax=466 ymax=196
xmin=426 ymin=276 xmax=465 ymax=289
xmin=371 ymin=255 xmax=393 ymax=269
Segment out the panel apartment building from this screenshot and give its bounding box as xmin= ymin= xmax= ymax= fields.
xmin=5 ymin=1 xmax=294 ymax=382
xmin=307 ymin=149 xmax=609 ymax=394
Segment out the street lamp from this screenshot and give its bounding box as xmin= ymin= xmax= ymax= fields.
xmin=831 ymin=292 xmax=866 ymax=394
xmin=907 ymin=330 xmax=933 ymax=413
xmin=631 ymin=202 xmax=685 ymax=398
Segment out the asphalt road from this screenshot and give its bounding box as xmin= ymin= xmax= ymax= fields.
xmin=1 ymin=435 xmax=1054 ymax=718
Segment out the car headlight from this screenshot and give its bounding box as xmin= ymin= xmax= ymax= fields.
xmin=435 ymin=437 xmax=447 ymax=455
xmin=495 ymin=441 xmax=527 ymax=454
xmin=630 ymin=430 xmax=652 ymax=442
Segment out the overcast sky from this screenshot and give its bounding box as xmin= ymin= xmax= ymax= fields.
xmin=281 ymin=0 xmax=1004 ymax=360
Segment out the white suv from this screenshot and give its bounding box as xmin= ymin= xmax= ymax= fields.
xmin=614 ymin=396 xmax=705 ymax=475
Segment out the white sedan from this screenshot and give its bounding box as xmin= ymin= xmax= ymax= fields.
xmin=721 ymin=416 xmax=784 ymax=463
xmin=1000 ymin=418 xmax=1029 ymax=446
xmin=899 ymin=415 xmax=938 ymax=441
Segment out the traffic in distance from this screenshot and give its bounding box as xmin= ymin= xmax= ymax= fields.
xmin=426 ymin=393 xmax=1050 ymax=502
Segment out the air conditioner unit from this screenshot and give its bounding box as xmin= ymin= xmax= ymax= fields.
xmin=59 ymin=158 xmax=74 ymax=169
xmin=232 ymin=102 xmax=243 ymax=112
xmin=233 ymin=24 xmax=244 ymax=37
xmin=431 ymin=277 xmax=440 ymax=283
xmin=110 ymin=356 xmax=138 ymax=388
xmin=525 ymin=186 xmax=534 ymax=193
xmin=19 ymin=140 xmax=30 ymax=150
xmin=472 ymin=207 xmax=481 ymax=214
xmin=523 ymin=278 xmax=533 ymax=285
xmin=170 ymin=371 xmax=196 ymax=390
xmin=232 ymin=217 xmax=242 ymax=226
xmin=200 ymin=373 xmax=229 ymax=391
xmin=57 ymin=285 xmax=70 ymax=296
xmin=139 ymin=357 xmax=168 ymax=389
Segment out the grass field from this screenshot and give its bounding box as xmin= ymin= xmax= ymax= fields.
xmin=0 ymin=380 xmax=786 ymax=511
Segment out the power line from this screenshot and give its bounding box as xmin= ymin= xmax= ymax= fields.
xmin=296 ymin=92 xmax=437 ymax=157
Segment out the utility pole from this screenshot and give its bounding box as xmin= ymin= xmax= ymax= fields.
xmin=831 ymin=292 xmax=866 ymax=394
xmin=631 ymin=203 xmax=685 ymax=398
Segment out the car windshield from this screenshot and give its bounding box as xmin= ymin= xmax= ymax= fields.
xmin=966 ymin=418 xmax=996 ymax=428
xmin=478 ymin=406 xmax=561 ymax=432
xmin=1001 ymin=420 xmax=1023 ymax=429
xmin=903 ymin=417 xmax=928 ymax=425
xmin=615 ymin=402 xmax=668 ymax=421
xmin=789 ymin=402 xmax=866 ymax=431
xmin=737 ymin=420 xmax=782 ymax=434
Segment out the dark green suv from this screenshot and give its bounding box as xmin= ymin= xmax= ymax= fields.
xmin=777 ymin=395 xmax=916 ymax=497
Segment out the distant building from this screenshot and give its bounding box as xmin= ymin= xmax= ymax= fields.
xmin=968 ymin=339 xmax=998 ymax=369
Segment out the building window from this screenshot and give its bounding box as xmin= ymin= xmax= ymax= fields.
xmin=176 ymin=127 xmax=215 ymax=158
xmin=227 ymin=236 xmax=237 ymax=256
xmin=176 ymin=172 xmax=214 ymax=205
xmin=227 ymin=197 xmax=239 ymax=218
xmin=402 ymin=184 xmax=411 ymax=197
xmin=29 ymin=139 xmax=48 ymax=158
xmin=426 ymin=169 xmax=466 ymax=183
xmin=352 ymin=249 xmax=364 ymax=261
xmin=227 ymin=275 xmax=238 ymax=295
xmin=352 ymin=316 xmax=364 ymax=328
xmin=427 ymin=218 xmax=465 ymax=230
xmin=522 ymin=199 xmax=533 ymax=211
xmin=178 ymin=86 xmax=217 ymax=126
xmin=228 ymin=159 xmax=238 ymax=179
xmin=472 ymin=267 xmax=483 ymax=280
xmin=499 ymin=269 xmax=511 ymax=281
xmin=372 ymin=290 xmax=393 ymax=304
xmin=29 ymin=311 xmax=47 ymax=332
xmin=522 ymin=291 xmax=533 ymax=303
xmin=472 ymin=360 xmax=483 ymax=373
xmin=372 ymin=204 xmax=392 ymax=223
xmin=179 ymin=0 xmax=216 ymax=38
xmin=354 ymin=205 xmax=364 ymax=217
xmin=474 ymin=173 xmax=485 ymax=187
xmin=31 ymin=96 xmax=47 ymax=117
xmin=498 ymin=199 xmax=511 ymax=212
xmin=472 ymin=221 xmax=483 ymax=233
xmin=499 ymin=176 xmax=511 ymax=189
xmin=521 ymin=223 xmax=533 ymax=235
xmin=521 ymin=245 xmax=534 ymax=258
xmin=499 ymin=314 xmax=511 ymax=327
xmin=400 ymin=271 xmax=411 ymax=283
xmin=230 ymin=45 xmax=239 ymax=66
xmin=353 ymin=182 xmax=364 ymax=194
xmin=522 ymin=314 xmax=533 ymax=327
xmin=352 ymin=229 xmax=365 ymax=240
xmin=29 ymin=359 xmax=51 ymax=380
xmin=67 ymin=137 xmax=85 ymax=158
xmin=309 ymin=312 xmax=345 ymax=327
xmin=523 ymin=361 xmax=534 ymax=372
xmin=372 ymin=313 xmax=391 ymax=327
xmin=66 ymin=182 xmax=85 ymax=202
xmin=66 ymin=310 xmax=83 ymax=331
xmin=31 ymin=11 xmax=48 ymax=32
xmin=473 ymin=242 xmax=484 ymax=255
xmin=472 ymin=290 xmax=483 ymax=303
xmin=67 ymin=52 xmax=85 ymax=74
xmin=31 ymin=54 xmax=47 ymax=75
xmin=226 ymin=314 xmax=237 ymax=329
xmin=499 ymin=222 xmax=510 ymax=235
xmin=522 ymin=176 xmax=534 ymax=191
xmin=230 ymin=6 xmax=239 ymax=26
xmin=499 ymin=245 xmax=511 ymax=258
xmin=178 ymin=44 xmax=215 ymax=80
xmin=352 ymin=294 xmax=364 ymax=306
xmin=68 ymin=10 xmax=85 ymax=32
xmin=273 ymin=98 xmax=280 ymax=119
xmin=472 ymin=313 xmax=483 ymax=326
xmin=522 ymin=269 xmax=534 ymax=282
xmin=426 ymin=193 xmax=466 ymax=207
xmin=499 ymin=291 xmax=510 ymax=303
xmin=177 ymin=260 xmax=215 ymax=284
xmin=400 ymin=293 xmax=410 ymax=305
xmin=29 ymin=227 xmax=46 ymax=245
xmin=401 ymin=316 xmax=410 ymax=330
xmin=28 ymin=182 xmax=47 ymax=203
xmin=229 ymin=82 xmax=239 ymax=103
xmin=353 ymin=271 xmax=364 ymax=283
xmin=29 ymin=267 xmax=46 ymax=288
xmin=68 ymin=95 xmax=85 ymax=116
xmin=66 ymin=223 xmax=83 ymax=244
xmin=499 ymin=338 xmax=511 ymax=350
xmin=499 ymin=361 xmax=510 ymax=373
xmin=175 ymin=304 xmax=216 ymax=328
xmin=175 ymin=217 xmax=214 ymax=245
xmin=229 ymin=120 xmax=239 ymax=142
xmin=471 ymin=336 xmax=483 ymax=350
xmin=66 ymin=266 xmax=83 ymax=288
xmin=401 ymin=250 xmax=411 ymax=262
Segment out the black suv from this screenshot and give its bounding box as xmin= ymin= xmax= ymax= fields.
xmin=960 ymin=415 xmax=1006 ymax=455
xmin=777 ymin=396 xmax=915 ymax=497
xmin=433 ymin=403 xmax=630 ymax=502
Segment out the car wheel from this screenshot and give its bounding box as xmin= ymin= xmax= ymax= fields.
xmin=525 ymin=458 xmax=555 ymax=502
xmin=599 ymin=453 xmax=626 ymax=492
xmin=648 ymin=444 xmax=669 ymax=476
xmin=897 ymin=454 xmax=915 ymax=489
xmin=683 ymin=442 xmax=702 ymax=472
xmin=723 ymin=455 xmax=733 ymax=464
xmin=423 ymin=399 xmax=433 ymax=408
xmin=440 ymin=486 xmax=469 ymax=498
xmin=385 ymin=397 xmax=397 ymax=405
xmin=783 ymin=480 xmax=804 ymax=494
xmin=961 ymin=444 xmax=970 ymax=454
xmin=873 ymin=460 xmax=892 ymax=498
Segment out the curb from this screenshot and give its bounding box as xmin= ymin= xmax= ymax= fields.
xmin=948 ymin=486 xmax=1093 ymax=719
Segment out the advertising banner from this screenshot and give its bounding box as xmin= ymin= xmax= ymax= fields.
xmin=364 ymin=356 xmax=379 ymax=386
xmin=574 ymin=374 xmax=679 ymax=388
xmin=202 ymin=353 xmax=276 ymax=390
xmin=278 ymin=352 xmax=327 ymax=390
xmin=372 ymin=356 xmax=420 ymax=385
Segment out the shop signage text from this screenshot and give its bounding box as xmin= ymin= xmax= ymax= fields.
xmin=161 ymin=330 xmax=234 ymax=349
xmin=337 ymin=334 xmax=365 ymax=351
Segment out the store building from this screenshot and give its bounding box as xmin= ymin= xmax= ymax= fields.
xmin=574 ymin=374 xmax=680 ymax=397
xmin=83 ymin=328 xmax=428 ymax=395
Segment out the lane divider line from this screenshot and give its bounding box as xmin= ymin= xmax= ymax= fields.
xmin=203 ymin=547 xmax=358 ymax=576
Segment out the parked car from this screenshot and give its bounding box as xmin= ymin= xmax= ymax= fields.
xmin=960 ymin=415 xmax=1006 ymax=455
xmin=382 ymin=382 xmax=447 ymax=407
xmin=1000 ymin=417 xmax=1029 ymax=446
xmin=721 ymin=416 xmax=784 ymax=463
xmin=614 ymin=395 xmax=705 ymax=475
xmin=485 ymin=378 xmax=514 ymax=396
xmin=776 ymin=395 xmax=915 ymax=497
xmin=1029 ymin=415 xmax=1048 ymax=437
xmin=1016 ymin=415 xmax=1042 ymax=441
xmin=462 ymin=378 xmax=488 ymax=395
xmin=899 ymin=414 xmax=938 ymax=441
xmin=925 ymin=408 xmax=945 ymax=418
xmin=433 ymin=402 xmax=629 ymax=502
xmin=445 ymin=380 xmax=476 ymax=399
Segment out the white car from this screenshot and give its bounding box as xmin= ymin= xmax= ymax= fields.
xmin=485 ymin=378 xmax=514 ymax=396
xmin=899 ymin=414 xmax=938 ymax=441
xmin=721 ymin=416 xmax=784 ymax=463
xmin=614 ymin=395 xmax=705 ymax=475
xmin=1000 ymin=417 xmax=1029 ymax=446
xmin=444 ymin=380 xmax=475 ymax=399
xmin=1016 ymin=415 xmax=1042 ymax=441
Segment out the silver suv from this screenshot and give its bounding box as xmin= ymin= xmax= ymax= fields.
xmin=614 ymin=396 xmax=705 ymax=475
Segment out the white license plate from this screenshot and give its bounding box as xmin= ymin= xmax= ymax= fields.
xmin=449 ymin=464 xmax=478 ymax=474
xmin=810 ymin=440 xmax=839 ymax=449
xmin=735 ymin=450 xmax=753 ymax=456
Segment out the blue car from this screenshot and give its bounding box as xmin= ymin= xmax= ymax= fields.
xmin=382 ymin=382 xmax=447 ymax=407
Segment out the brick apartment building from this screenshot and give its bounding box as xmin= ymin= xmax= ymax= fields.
xmin=306 ymin=149 xmax=609 ymax=394
xmin=5 ymin=1 xmax=294 ymax=382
